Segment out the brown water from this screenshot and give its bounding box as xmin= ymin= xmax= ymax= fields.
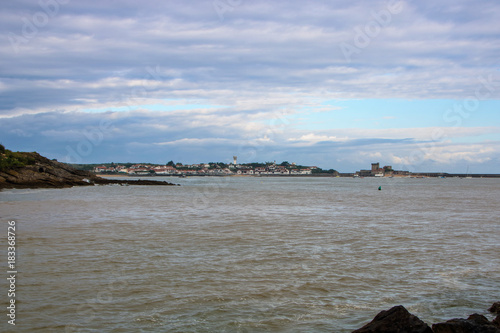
xmin=1 ymin=177 xmax=499 ymax=332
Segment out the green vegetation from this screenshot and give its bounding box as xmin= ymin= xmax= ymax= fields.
xmin=69 ymin=164 xmax=96 ymax=171
xmin=0 ymin=145 xmax=36 ymax=171
xmin=70 ymin=162 xmax=136 ymax=171
xmin=206 ymin=162 xmax=229 ymax=169
xmin=246 ymin=162 xmax=266 ymax=168
xmin=312 ymin=168 xmax=338 ymax=174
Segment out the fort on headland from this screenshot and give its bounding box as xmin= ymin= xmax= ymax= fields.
xmin=354 ymin=162 xmax=410 ymax=177
xmin=353 ymin=162 xmax=500 ymax=178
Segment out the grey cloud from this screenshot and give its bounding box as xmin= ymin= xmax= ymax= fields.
xmin=1 ymin=0 xmax=500 ymax=171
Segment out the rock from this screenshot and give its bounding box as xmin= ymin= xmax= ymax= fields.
xmin=0 ymin=151 xmax=178 ymax=190
xmin=432 ymin=313 xmax=500 ymax=333
xmin=493 ymin=315 xmax=500 ymax=329
xmin=352 ymin=305 xmax=432 ymax=333
xmin=490 ymin=303 xmax=500 ymax=315
xmin=93 ymin=178 xmax=180 ymax=186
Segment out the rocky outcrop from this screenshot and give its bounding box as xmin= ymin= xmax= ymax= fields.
xmin=490 ymin=303 xmax=500 ymax=315
xmin=91 ymin=177 xmax=180 ymax=187
xmin=432 ymin=314 xmax=500 ymax=333
xmin=353 ymin=303 xmax=500 ymax=333
xmin=493 ymin=316 xmax=500 ymax=329
xmin=352 ymin=305 xmax=432 ymax=333
xmin=0 ymin=152 xmax=178 ymax=190
xmin=490 ymin=302 xmax=500 ymax=329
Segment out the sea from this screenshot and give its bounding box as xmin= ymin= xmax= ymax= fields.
xmin=1 ymin=176 xmax=499 ymax=332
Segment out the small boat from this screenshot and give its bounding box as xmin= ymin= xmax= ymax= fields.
xmin=463 ymin=166 xmax=472 ymax=179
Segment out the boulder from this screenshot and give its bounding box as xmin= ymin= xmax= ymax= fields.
xmin=432 ymin=313 xmax=500 ymax=333
xmin=490 ymin=303 xmax=500 ymax=315
xmin=492 ymin=315 xmax=500 ymax=329
xmin=352 ymin=305 xmax=432 ymax=333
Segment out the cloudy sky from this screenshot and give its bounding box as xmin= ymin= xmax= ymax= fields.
xmin=1 ymin=0 xmax=499 ymax=173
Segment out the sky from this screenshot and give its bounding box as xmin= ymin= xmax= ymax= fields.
xmin=1 ymin=0 xmax=499 ymax=173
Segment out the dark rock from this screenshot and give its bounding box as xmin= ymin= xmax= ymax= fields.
xmin=490 ymin=303 xmax=500 ymax=315
xmin=93 ymin=178 xmax=180 ymax=186
xmin=352 ymin=305 xmax=432 ymax=333
xmin=492 ymin=315 xmax=500 ymax=328
xmin=432 ymin=313 xmax=500 ymax=333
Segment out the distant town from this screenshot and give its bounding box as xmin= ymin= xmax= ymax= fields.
xmin=90 ymin=156 xmax=324 ymax=176
xmin=85 ymin=157 xmax=499 ymax=178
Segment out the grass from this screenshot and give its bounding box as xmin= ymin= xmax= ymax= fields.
xmin=0 ymin=144 xmax=36 ymax=172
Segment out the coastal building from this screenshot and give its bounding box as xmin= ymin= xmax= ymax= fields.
xmin=355 ymin=162 xmax=385 ymax=177
xmin=371 ymin=163 xmax=384 ymax=176
xmin=94 ymin=166 xmax=108 ymax=173
xmin=356 ymin=169 xmax=373 ymax=177
xmin=300 ymin=168 xmax=312 ymax=175
xmin=129 ymin=168 xmax=151 ymax=175
xmin=254 ymin=167 xmax=267 ymax=175
xmin=237 ymin=168 xmax=254 ymax=175
xmin=94 ymin=165 xmax=127 ymax=173
xmin=154 ymin=166 xmax=176 ymax=175
xmin=273 ymin=166 xmax=290 ymax=175
xmin=355 ymin=162 xmax=408 ymax=177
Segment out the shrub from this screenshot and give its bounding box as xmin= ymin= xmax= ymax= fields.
xmin=0 ymin=149 xmax=36 ymax=171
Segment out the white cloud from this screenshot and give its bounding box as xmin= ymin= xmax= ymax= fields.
xmin=154 ymin=138 xmax=234 ymax=146
xmin=288 ymin=133 xmax=349 ymax=145
xmin=391 ymin=142 xmax=497 ymax=167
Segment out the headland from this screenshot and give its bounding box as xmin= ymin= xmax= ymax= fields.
xmin=0 ymin=147 xmax=178 ymax=190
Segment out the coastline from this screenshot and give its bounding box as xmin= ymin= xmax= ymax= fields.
xmin=96 ymin=173 xmax=500 ymax=178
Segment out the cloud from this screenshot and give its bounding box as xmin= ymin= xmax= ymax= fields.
xmin=287 ymin=133 xmax=349 ymax=145
xmin=2 ymin=1 xmax=500 ymax=112
xmin=1 ymin=0 xmax=499 ymax=172
xmin=154 ymin=138 xmax=235 ymax=146
xmin=2 ymin=106 xmax=498 ymax=170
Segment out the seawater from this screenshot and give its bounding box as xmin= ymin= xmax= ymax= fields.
xmin=1 ymin=177 xmax=499 ymax=332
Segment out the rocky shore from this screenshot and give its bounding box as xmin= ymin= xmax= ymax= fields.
xmin=352 ymin=302 xmax=500 ymax=333
xmin=0 ymin=151 xmax=178 ymax=190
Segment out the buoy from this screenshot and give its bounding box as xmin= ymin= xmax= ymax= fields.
xmin=378 ymin=186 xmax=382 ymax=191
